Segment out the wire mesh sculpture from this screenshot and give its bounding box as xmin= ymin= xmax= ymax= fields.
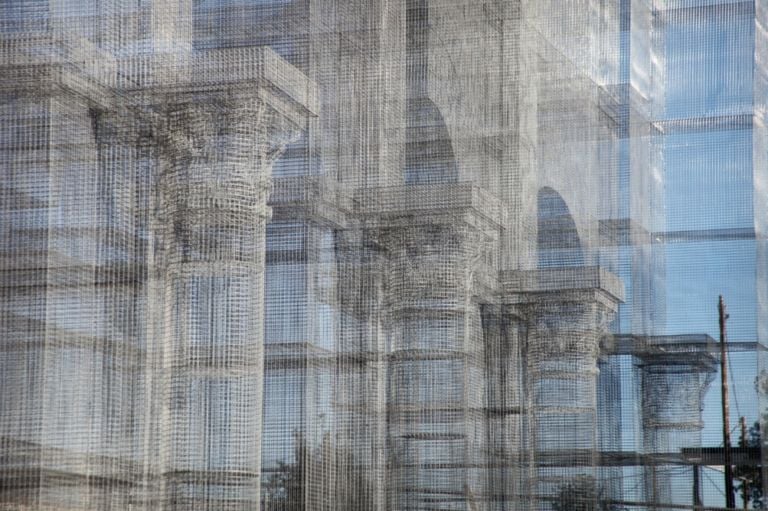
xmin=0 ymin=1 xmax=765 ymax=510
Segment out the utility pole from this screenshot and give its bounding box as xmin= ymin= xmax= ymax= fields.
xmin=740 ymin=416 xmax=748 ymax=510
xmin=719 ymin=295 xmax=736 ymax=509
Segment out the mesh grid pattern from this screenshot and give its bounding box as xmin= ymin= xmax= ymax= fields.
xmin=0 ymin=1 xmax=766 ymax=510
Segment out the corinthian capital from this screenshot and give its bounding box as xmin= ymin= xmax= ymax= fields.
xmin=158 ymin=97 xmax=302 ymax=173
xmin=153 ymin=96 xmax=303 ymax=221
xmin=114 ymin=46 xmax=317 ymax=222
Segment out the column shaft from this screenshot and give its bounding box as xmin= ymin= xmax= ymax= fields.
xmin=154 ymin=99 xmax=299 ymax=510
xmin=383 ymin=221 xmax=486 ymax=510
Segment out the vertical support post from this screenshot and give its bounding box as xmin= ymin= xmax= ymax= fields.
xmin=720 ymin=295 xmax=735 ymax=508
xmin=693 ymin=464 xmax=702 ymax=508
xmin=741 ymin=416 xmax=749 ymax=510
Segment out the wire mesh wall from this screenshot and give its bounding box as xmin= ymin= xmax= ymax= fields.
xmin=0 ymin=1 xmax=766 ymax=510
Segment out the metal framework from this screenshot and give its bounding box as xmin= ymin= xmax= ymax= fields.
xmin=0 ymin=1 xmax=766 ymax=510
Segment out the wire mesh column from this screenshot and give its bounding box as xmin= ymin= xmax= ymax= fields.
xmin=381 ymin=218 xmax=488 ymax=510
xmin=153 ymin=98 xmax=301 ymax=510
xmin=505 ymin=269 xmax=622 ymax=510
xmin=481 ymin=304 xmax=527 ymax=510
xmin=639 ymin=338 xmax=717 ymax=510
xmin=331 ymin=225 xmax=388 ymax=511
xmin=521 ymin=297 xmax=615 ymax=509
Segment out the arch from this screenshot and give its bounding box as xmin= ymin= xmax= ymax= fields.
xmin=404 ymin=97 xmax=459 ymax=185
xmin=537 ymin=187 xmax=585 ymax=268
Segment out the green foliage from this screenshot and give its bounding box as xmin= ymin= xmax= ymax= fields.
xmin=262 ymin=431 xmax=373 ymax=511
xmin=735 ymin=421 xmax=764 ymax=509
xmin=551 ymin=477 xmax=623 ymax=511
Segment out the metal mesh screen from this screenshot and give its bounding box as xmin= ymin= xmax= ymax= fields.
xmin=0 ymin=1 xmax=765 ymax=510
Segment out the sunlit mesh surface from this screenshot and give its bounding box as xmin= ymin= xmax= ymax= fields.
xmin=0 ymin=1 xmax=766 ymax=510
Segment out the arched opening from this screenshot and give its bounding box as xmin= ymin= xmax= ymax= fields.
xmin=537 ymin=187 xmax=585 ymax=268
xmin=404 ymin=0 xmax=458 ymax=185
xmin=404 ymin=98 xmax=459 ymax=185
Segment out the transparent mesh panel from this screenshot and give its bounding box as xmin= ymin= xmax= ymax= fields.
xmin=0 ymin=1 xmax=765 ymax=510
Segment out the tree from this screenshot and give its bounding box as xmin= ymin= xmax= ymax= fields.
xmin=262 ymin=433 xmax=306 ymax=510
xmin=262 ymin=431 xmax=374 ymax=511
xmin=735 ymin=421 xmax=764 ymax=509
xmin=551 ymin=477 xmax=624 ymax=511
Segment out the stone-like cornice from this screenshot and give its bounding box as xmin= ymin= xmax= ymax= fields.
xmin=123 ymin=46 xmax=318 ymax=128
xmin=500 ymin=266 xmax=625 ymax=307
xmin=616 ymin=334 xmax=719 ymax=373
xmin=270 ymin=175 xmax=353 ymax=228
xmin=354 ymin=183 xmax=508 ymax=234
xmin=0 ymin=32 xmax=116 ymax=107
